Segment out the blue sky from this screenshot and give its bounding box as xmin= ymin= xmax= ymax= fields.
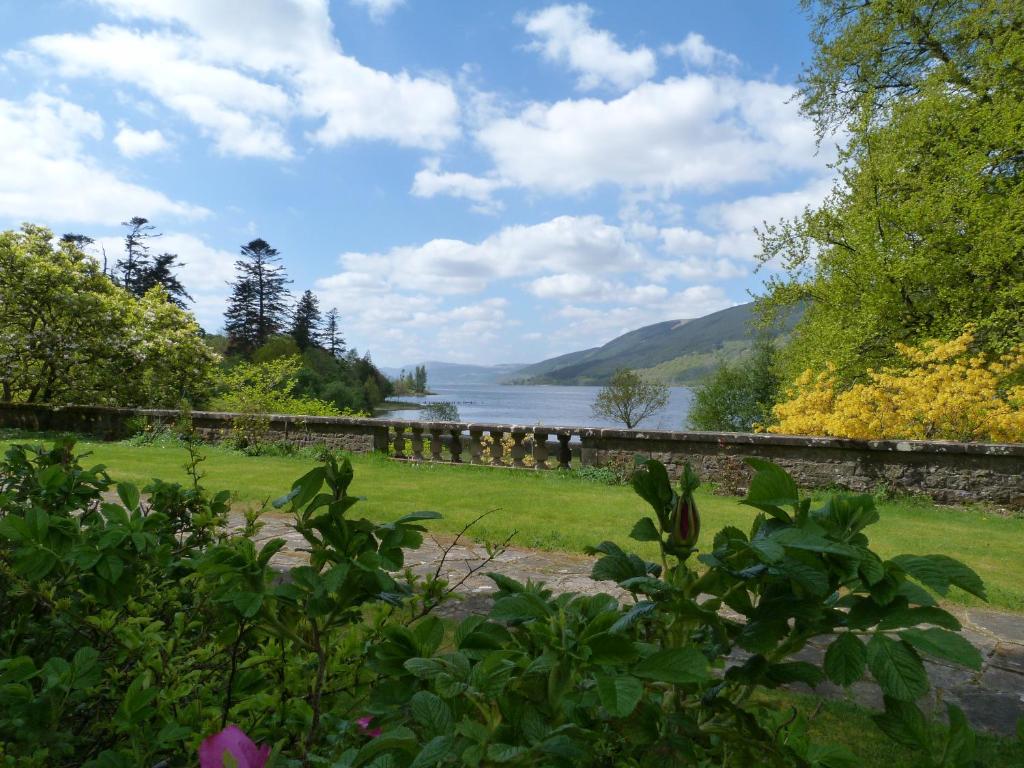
xmin=0 ymin=1 xmax=833 ymax=367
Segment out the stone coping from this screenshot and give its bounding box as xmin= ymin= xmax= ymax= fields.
xmin=2 ymin=402 xmax=1023 ymax=458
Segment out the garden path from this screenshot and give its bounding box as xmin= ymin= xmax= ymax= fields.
xmin=249 ymin=512 xmax=1024 ymax=736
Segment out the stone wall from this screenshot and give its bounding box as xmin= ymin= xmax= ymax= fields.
xmin=1 ymin=403 xmax=1021 ymax=507
xmin=578 ymin=428 xmax=1024 ymax=507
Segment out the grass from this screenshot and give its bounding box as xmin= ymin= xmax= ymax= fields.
xmin=764 ymin=691 xmax=1024 ymax=767
xmin=3 ymin=430 xmax=1023 ymax=613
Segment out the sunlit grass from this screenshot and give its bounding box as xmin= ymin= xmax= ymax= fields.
xmin=4 ymin=432 xmax=1023 ymax=612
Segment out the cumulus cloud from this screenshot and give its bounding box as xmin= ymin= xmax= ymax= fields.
xmin=23 ymin=0 xmax=459 ymax=158
xmin=411 ymin=159 xmax=507 ymax=213
xmin=0 ymin=93 xmax=205 ymax=224
xmin=520 ymin=4 xmax=656 ymax=91
xmin=662 ymin=33 xmax=739 ymax=70
xmin=114 ymin=125 xmax=171 ymax=158
xmin=470 ymin=75 xmax=824 ymax=196
xmin=350 ymin=0 xmax=405 ymax=22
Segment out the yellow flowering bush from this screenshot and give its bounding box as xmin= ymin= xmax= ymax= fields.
xmin=771 ymin=330 xmax=1024 ymax=442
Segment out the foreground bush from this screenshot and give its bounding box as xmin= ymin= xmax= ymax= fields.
xmin=0 ymin=439 xmax=990 ymax=766
xmin=772 ymin=330 xmax=1024 ymax=442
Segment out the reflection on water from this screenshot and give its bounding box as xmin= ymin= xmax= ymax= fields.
xmin=378 ymin=383 xmax=693 ymax=430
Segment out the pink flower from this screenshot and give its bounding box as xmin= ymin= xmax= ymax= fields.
xmin=356 ymin=716 xmax=382 ymax=738
xmin=199 ymin=725 xmax=270 ymax=768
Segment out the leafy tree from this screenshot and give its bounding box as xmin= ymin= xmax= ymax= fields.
xmin=290 ymin=289 xmax=322 ymax=350
xmin=323 ymin=307 xmax=344 ymax=357
xmin=592 ymin=368 xmax=669 ymax=429
xmin=688 ymin=337 xmax=780 ymax=432
xmin=223 ymin=238 xmax=291 ymax=355
xmin=0 ymin=225 xmax=216 ymax=407
xmin=757 ymin=0 xmax=1024 ymax=384
xmin=118 ymin=216 xmax=158 ymax=295
xmin=422 ymin=400 xmax=459 ymax=421
xmin=134 ymin=252 xmax=193 ymax=308
xmin=414 ymin=364 xmax=428 ymax=393
xmin=211 ymin=356 xmax=339 ymax=416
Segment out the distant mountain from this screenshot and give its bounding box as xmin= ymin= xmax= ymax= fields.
xmin=383 ymin=361 xmax=528 ymax=386
xmin=507 ymin=302 xmax=797 ymax=386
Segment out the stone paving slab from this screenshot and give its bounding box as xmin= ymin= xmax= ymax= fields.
xmin=245 ymin=512 xmax=1024 ymax=736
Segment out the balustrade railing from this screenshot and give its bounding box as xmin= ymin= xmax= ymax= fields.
xmin=386 ymin=421 xmax=578 ymax=469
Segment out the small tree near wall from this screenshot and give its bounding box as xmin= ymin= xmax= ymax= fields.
xmin=592 ymin=368 xmax=669 ymax=429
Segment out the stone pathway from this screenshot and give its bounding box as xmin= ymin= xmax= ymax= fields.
xmin=247 ymin=513 xmax=1024 ymax=735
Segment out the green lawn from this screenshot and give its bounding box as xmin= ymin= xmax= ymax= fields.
xmin=4 ymin=432 xmax=1024 ymax=612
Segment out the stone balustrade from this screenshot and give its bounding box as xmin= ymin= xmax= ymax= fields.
xmin=0 ymin=402 xmax=1021 ymax=508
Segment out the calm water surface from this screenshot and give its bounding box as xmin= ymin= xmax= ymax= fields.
xmin=379 ymin=384 xmax=693 ymax=429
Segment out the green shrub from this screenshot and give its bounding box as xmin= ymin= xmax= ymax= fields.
xmin=689 ymin=337 xmax=780 ymax=432
xmin=0 ymin=441 xmax=992 ymax=766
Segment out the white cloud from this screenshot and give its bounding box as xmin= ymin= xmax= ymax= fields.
xmin=350 ymin=0 xmax=405 ymax=22
xmin=473 ymin=75 xmax=824 ymax=196
xmin=527 ymin=273 xmax=668 ymax=303
xmin=411 ymin=159 xmax=507 ymax=213
xmin=329 ymin=214 xmax=645 ymax=297
xmin=520 ymin=4 xmax=656 ymax=91
xmin=662 ymin=33 xmax=739 ymax=70
xmin=23 ymin=0 xmax=459 ymax=157
xmin=114 ymin=125 xmax=171 ymax=158
xmin=0 ymin=93 xmax=205 ymax=224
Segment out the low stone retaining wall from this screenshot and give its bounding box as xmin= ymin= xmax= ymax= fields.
xmin=1 ymin=403 xmax=1021 ymax=507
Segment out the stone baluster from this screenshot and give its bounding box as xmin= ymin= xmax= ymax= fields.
xmin=556 ymin=432 xmax=572 ymax=470
xmin=393 ymin=424 xmax=407 ymax=460
xmin=510 ymin=430 xmax=527 ymax=468
xmin=489 ymin=429 xmax=505 ymax=466
xmin=429 ymin=427 xmax=445 ymax=462
xmin=449 ymin=429 xmax=463 ymax=463
xmin=409 ymin=426 xmax=425 ymax=461
xmin=469 ymin=429 xmax=485 ymax=464
xmin=532 ymin=429 xmax=550 ymax=469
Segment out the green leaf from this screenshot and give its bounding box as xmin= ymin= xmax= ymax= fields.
xmin=873 ymin=696 xmax=930 ymax=749
xmin=866 ymin=634 xmax=928 ymax=701
xmin=26 ymin=507 xmax=49 ymax=540
xmin=586 ymin=632 xmax=639 ymax=665
xmin=117 ymin=483 xmax=140 ymax=511
xmin=231 ymin=591 xmax=264 ymax=618
xmin=898 ymin=628 xmax=982 ymax=670
xmin=410 ymin=691 xmax=452 ymax=735
xmin=610 ymin=601 xmax=656 ymax=633
xmin=890 ymin=555 xmax=987 ymax=601
xmin=486 ymin=744 xmax=528 ymax=763
xmin=96 ymin=554 xmax=124 ymax=584
xmin=595 ymin=674 xmax=644 ymax=717
xmin=741 ymin=459 xmax=798 ymax=520
xmin=408 ymin=735 xmax=452 ymax=768
xmin=824 ymin=633 xmax=866 ymax=687
xmin=629 ymin=517 xmax=662 ymax=542
xmin=633 ymin=648 xmax=710 ymax=685
xmin=944 ymin=703 xmax=977 ymax=767
xmin=393 ymin=511 xmax=442 ymax=524
xmin=765 ymin=661 xmax=824 ymax=686
xmin=877 ymin=606 xmax=961 ymax=631
xmin=631 ymin=460 xmax=673 ymax=524
xmin=490 ymin=593 xmax=551 ymax=623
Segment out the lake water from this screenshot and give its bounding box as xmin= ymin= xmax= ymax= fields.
xmin=379 ymin=384 xmax=693 ymax=429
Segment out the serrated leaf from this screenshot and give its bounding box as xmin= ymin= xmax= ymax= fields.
xmin=486 ymin=743 xmax=528 ymax=763
xmin=117 ymin=483 xmax=140 ymax=511
xmin=596 ymin=674 xmax=644 ymax=717
xmin=877 ymin=606 xmax=961 ymax=631
xmin=898 ymin=628 xmax=982 ymax=670
xmin=891 ymin=555 xmax=987 ymax=601
xmin=824 ymin=633 xmax=866 ymax=687
xmin=586 ymin=632 xmax=639 ymax=665
xmin=629 ymin=517 xmax=662 ymax=542
xmin=633 ymin=648 xmax=710 ymax=684
xmin=410 ymin=691 xmax=452 ymax=735
xmin=409 ymin=735 xmax=452 ymax=768
xmin=873 ymin=696 xmax=930 ymax=749
xmin=490 ymin=593 xmax=550 ymax=623
xmin=866 ymin=635 xmax=928 ymax=701
xmin=741 ymin=459 xmax=798 ymax=521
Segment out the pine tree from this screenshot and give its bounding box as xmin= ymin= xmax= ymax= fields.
xmin=118 ymin=217 xmax=158 ymax=295
xmin=414 ymin=365 xmax=428 ymax=393
xmin=223 ymin=238 xmax=291 ymax=356
xmin=135 ymin=253 xmax=193 ymax=308
xmin=323 ymin=308 xmax=345 ymax=357
xmin=291 ymin=290 xmax=322 ymax=350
